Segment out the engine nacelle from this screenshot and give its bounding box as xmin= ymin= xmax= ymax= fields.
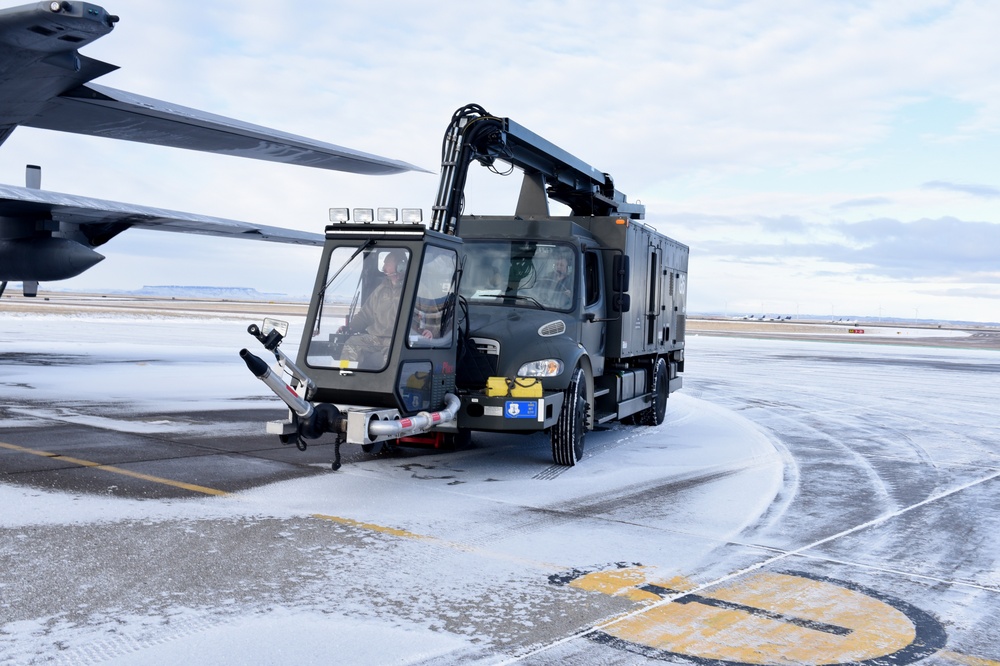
xmin=0 ymin=237 xmax=105 ymax=281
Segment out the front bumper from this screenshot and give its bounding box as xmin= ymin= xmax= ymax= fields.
xmin=457 ymin=391 xmax=564 ymax=432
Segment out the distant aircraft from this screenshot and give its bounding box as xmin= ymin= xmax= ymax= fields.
xmin=0 ymin=2 xmax=425 ymax=297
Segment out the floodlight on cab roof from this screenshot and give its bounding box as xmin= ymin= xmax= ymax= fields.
xmin=327 ymin=207 xmax=424 ymax=224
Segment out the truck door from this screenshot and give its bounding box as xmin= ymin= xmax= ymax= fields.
xmin=581 ymin=249 xmax=606 ymax=375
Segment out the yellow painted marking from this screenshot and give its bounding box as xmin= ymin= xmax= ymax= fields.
xmin=570 ymin=568 xmax=694 ymax=604
xmin=310 ymin=513 xmax=565 ymax=571
xmin=0 ymin=440 xmax=228 ymax=496
xmin=940 ymin=650 xmax=1000 ymax=666
xmin=570 ymin=566 xmax=659 ymax=603
xmin=601 ymin=571 xmax=916 ymax=665
xmin=311 ymin=513 xmax=431 ymax=541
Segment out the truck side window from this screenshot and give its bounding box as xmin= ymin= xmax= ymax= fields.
xmin=409 ymin=244 xmax=458 ymax=348
xmin=584 ymin=251 xmax=600 ymax=307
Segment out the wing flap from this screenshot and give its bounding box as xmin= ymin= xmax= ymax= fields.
xmin=21 ymin=83 xmax=428 ymax=175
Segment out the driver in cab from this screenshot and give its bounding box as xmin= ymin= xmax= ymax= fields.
xmin=341 ymin=250 xmax=431 ymax=367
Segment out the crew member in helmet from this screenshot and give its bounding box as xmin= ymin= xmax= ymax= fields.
xmin=342 ymin=250 xmax=430 ymax=367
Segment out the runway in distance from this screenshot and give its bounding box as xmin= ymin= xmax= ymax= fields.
xmin=0 ymin=1 xmax=426 ymax=297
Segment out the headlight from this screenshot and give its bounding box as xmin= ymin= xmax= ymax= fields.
xmin=517 ymin=359 xmax=563 ymax=377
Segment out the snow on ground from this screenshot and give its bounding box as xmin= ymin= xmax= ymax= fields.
xmin=0 ymin=311 xmax=304 ymax=414
xmin=3 ymin=310 xmax=999 ymax=664
xmin=0 ymin=310 xmax=786 ymax=664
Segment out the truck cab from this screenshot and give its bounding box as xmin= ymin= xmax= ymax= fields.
xmin=453 ymin=214 xmax=687 ymax=465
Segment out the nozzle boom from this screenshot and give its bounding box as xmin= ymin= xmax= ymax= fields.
xmin=239 ymin=349 xmax=313 ymax=418
xmin=240 ymin=347 xmax=270 ymax=377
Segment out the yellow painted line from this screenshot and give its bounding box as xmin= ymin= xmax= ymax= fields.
xmin=0 ymin=440 xmax=228 ymax=496
xmin=940 ymin=650 xmax=1000 ymax=666
xmin=312 ymin=513 xmax=432 ymax=541
xmin=310 ymin=512 xmax=565 ymax=571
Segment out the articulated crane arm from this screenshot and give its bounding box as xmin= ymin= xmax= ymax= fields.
xmin=430 ymin=104 xmax=644 ymax=237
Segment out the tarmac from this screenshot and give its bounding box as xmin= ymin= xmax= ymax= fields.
xmin=1 ymin=296 xmax=999 ymax=664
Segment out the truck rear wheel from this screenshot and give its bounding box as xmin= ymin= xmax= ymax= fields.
xmin=551 ymin=367 xmax=587 ymax=466
xmin=639 ymin=357 xmax=668 ymax=426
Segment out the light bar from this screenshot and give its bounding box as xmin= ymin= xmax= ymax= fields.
xmin=329 ymin=207 xmax=421 ymax=224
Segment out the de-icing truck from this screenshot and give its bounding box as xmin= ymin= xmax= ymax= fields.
xmin=241 ymin=104 xmax=688 ymax=468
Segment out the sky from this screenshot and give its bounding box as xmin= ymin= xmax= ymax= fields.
xmin=2 ymin=0 xmax=999 ymax=323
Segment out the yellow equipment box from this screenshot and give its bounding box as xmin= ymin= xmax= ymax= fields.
xmin=486 ymin=377 xmax=509 ymax=397
xmin=510 ymin=377 xmax=542 ymax=398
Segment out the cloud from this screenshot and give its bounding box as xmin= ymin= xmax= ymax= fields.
xmin=5 ymin=0 xmax=1000 ymax=321
xmin=831 ymin=197 xmax=894 ymax=210
xmin=935 ymin=286 xmax=1000 ymax=300
xmin=758 ymin=216 xmax=808 ymax=234
xmin=695 ymin=216 xmax=1000 ymax=279
xmin=921 ymin=181 xmax=1000 ymax=198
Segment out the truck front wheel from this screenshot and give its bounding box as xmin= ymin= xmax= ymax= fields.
xmin=551 ymin=367 xmax=587 ymax=466
xmin=639 ymin=357 xmax=669 ymax=426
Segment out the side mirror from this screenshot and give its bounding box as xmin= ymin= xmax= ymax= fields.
xmin=248 ymin=318 xmax=290 ymax=351
xmin=262 ymin=318 xmax=289 ymax=338
xmin=613 ymin=293 xmax=631 ymax=313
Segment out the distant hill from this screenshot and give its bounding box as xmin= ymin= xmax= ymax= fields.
xmin=31 ymin=284 xmax=305 ymax=301
xmin=129 ymin=285 xmax=290 ymax=300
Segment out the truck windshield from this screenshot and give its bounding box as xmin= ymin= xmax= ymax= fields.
xmin=306 ymin=245 xmax=411 ymax=371
xmin=459 ymin=240 xmax=576 ymax=311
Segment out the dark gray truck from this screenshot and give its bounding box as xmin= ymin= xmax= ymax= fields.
xmin=242 ymin=104 xmax=688 ymax=467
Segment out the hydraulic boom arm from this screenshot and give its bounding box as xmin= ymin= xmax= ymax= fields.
xmin=430 ymin=104 xmax=644 ymax=236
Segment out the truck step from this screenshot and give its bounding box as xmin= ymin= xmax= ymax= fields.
xmin=594 ymin=388 xmax=610 ymax=398
xmin=595 ymin=411 xmax=618 ymax=425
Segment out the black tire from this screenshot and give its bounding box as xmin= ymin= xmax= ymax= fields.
xmin=443 ymin=429 xmax=472 ymax=450
xmin=551 ymin=368 xmax=587 ymax=466
xmin=639 ymin=357 xmax=668 ymax=426
xmin=362 ymin=439 xmax=393 ymax=454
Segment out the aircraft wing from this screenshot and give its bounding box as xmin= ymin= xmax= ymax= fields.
xmin=0 ymin=182 xmax=323 ymax=247
xmin=21 ymin=83 xmax=426 ymax=176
